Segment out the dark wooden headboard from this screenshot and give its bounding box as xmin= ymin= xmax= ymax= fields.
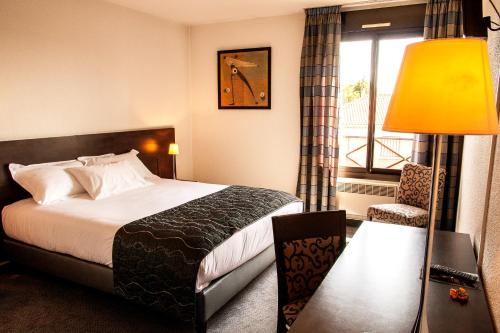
xmin=0 ymin=128 xmax=175 ymax=215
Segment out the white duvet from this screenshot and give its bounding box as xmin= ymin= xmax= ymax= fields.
xmin=1 ymin=178 xmax=303 ymax=291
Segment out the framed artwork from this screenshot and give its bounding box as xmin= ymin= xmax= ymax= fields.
xmin=217 ymin=47 xmax=271 ymax=109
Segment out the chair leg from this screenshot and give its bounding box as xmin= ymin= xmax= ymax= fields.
xmin=277 ymin=308 xmax=287 ymax=333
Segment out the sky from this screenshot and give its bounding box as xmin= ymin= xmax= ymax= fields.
xmin=338 ymin=36 xmax=422 ymax=144
xmin=339 ymin=37 xmax=422 ymax=95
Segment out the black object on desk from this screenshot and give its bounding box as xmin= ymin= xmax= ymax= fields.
xmin=430 ymin=264 xmax=480 ymax=289
xmin=288 ymin=222 xmax=494 ymax=333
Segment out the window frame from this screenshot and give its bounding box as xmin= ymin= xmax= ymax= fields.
xmin=338 ymin=28 xmax=424 ymax=182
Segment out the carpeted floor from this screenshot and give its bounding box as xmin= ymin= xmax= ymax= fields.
xmin=0 ymin=226 xmax=358 ymax=333
xmin=0 ymin=263 xmax=278 ymax=333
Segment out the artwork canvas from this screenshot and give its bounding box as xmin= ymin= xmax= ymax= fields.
xmin=218 ymin=47 xmax=271 ymax=109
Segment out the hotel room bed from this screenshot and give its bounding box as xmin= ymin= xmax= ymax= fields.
xmin=2 ymin=178 xmax=302 ymax=292
xmin=0 ymin=128 xmax=303 ymax=332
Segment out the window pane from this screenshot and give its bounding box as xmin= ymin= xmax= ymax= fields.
xmin=373 ymin=37 xmax=422 ymax=170
xmin=338 ymin=40 xmax=372 ymax=168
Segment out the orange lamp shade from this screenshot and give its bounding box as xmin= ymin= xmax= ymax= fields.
xmin=383 ymin=38 xmax=499 ymax=135
xmin=168 ymin=143 xmax=179 ymax=155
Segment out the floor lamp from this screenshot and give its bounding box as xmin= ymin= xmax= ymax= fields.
xmin=382 ymin=38 xmax=499 ymax=332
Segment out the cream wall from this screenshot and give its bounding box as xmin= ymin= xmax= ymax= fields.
xmin=0 ymin=0 xmax=193 ymax=178
xmin=190 ymin=14 xmax=304 ymax=193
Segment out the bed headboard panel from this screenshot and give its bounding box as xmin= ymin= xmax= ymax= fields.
xmin=0 ymin=128 xmax=175 ymax=215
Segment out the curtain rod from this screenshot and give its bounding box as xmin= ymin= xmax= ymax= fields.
xmin=339 ymin=0 xmax=426 ymax=12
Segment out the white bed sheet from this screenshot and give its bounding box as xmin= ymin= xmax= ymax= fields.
xmin=1 ymin=178 xmax=303 ymax=291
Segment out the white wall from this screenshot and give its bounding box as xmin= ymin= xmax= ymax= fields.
xmin=456 ymin=1 xmax=500 ymax=252
xmin=456 ymin=135 xmax=492 ymax=250
xmin=456 ymin=0 xmax=500 ymax=328
xmin=0 ymin=0 xmax=193 ymax=178
xmin=479 ymin=0 xmax=500 ymax=326
xmin=190 ymin=14 xmax=304 ymax=193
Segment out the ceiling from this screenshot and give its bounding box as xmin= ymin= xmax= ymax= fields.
xmin=103 ymin=0 xmax=416 ymax=25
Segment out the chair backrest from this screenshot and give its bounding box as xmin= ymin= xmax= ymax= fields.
xmin=272 ymin=210 xmax=346 ymax=307
xmin=396 ymin=163 xmax=446 ymax=210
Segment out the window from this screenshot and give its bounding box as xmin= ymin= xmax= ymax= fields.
xmin=373 ymin=37 xmax=421 ymax=169
xmin=338 ymin=33 xmax=423 ymax=178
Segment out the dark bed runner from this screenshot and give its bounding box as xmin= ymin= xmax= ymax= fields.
xmin=112 ymin=185 xmax=301 ymax=324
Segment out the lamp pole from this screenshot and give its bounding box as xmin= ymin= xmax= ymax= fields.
xmin=172 ymin=154 xmax=177 ymax=180
xmin=413 ymin=134 xmax=443 ymax=333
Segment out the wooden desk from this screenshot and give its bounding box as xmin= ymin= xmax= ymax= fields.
xmin=288 ymin=222 xmax=494 ymax=333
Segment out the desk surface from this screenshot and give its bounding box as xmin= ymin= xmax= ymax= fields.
xmin=288 ymin=222 xmax=494 ymax=333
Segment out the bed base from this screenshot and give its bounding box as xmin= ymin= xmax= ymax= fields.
xmin=3 ymin=238 xmax=275 ymax=333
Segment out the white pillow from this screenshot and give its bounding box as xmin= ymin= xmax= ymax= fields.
xmin=77 ymin=153 xmax=115 ymax=162
xmin=9 ymin=160 xmax=85 ymax=205
xmin=9 ymin=159 xmax=80 ymax=171
xmin=67 ymin=160 xmax=152 ymax=200
xmin=83 ymin=149 xmax=156 ymax=179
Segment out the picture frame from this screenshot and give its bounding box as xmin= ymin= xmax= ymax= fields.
xmin=217 ymin=47 xmax=271 ymax=110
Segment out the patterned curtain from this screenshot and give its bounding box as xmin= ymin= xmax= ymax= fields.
xmin=297 ymin=6 xmax=341 ymax=212
xmin=412 ymin=0 xmax=464 ymax=231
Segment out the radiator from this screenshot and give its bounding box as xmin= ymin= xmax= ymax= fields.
xmin=335 ymin=178 xmax=398 ymax=220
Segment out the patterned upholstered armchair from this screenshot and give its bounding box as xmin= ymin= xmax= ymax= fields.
xmin=367 ymin=163 xmax=446 ymax=227
xmin=272 ymin=210 xmax=346 ymax=332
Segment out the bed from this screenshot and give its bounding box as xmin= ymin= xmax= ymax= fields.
xmin=0 ymin=128 xmax=303 ymax=332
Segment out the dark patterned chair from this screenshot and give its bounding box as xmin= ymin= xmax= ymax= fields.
xmin=272 ymin=210 xmax=346 ymax=332
xmin=367 ymin=163 xmax=446 ymax=227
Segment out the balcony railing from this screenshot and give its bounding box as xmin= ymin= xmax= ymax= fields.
xmin=340 ymin=135 xmax=413 ymax=170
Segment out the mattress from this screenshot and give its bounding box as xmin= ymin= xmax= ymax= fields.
xmin=2 ymin=178 xmax=303 ymax=291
